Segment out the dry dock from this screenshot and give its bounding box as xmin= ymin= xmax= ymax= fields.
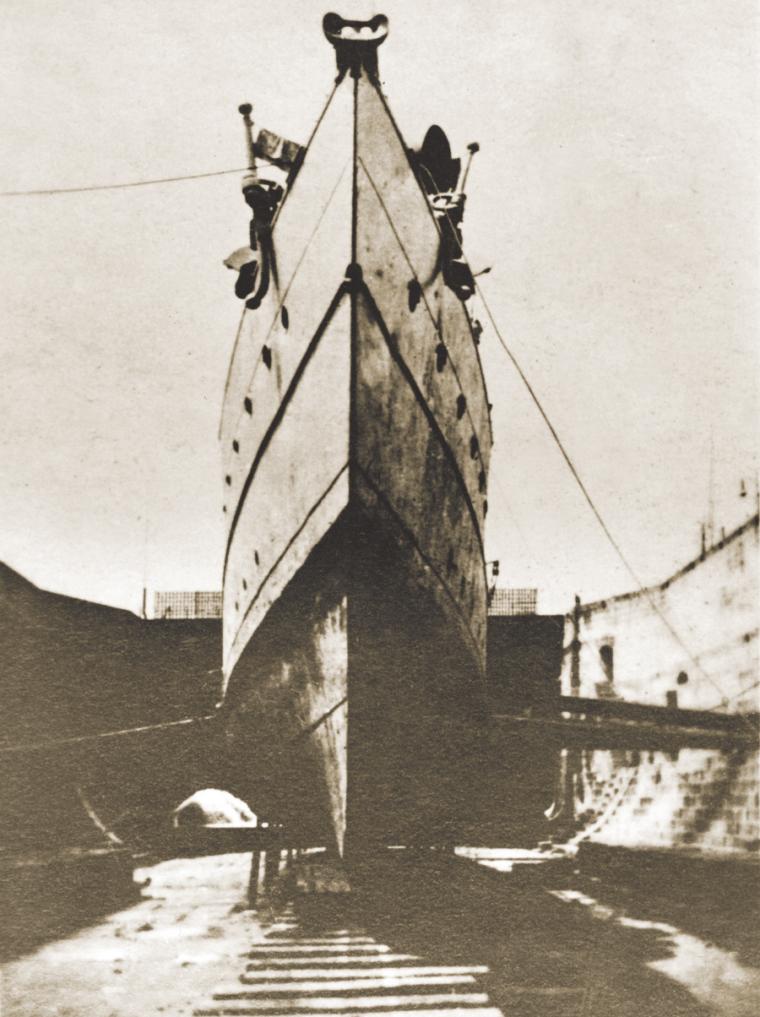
xmin=1 ymin=847 xmax=758 ymax=1017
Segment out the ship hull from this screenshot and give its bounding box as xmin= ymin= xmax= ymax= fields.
xmin=220 ymin=68 xmax=492 ymax=854
xmin=221 ymin=486 xmax=487 ymax=855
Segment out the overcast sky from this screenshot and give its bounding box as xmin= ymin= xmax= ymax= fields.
xmin=1 ymin=0 xmax=757 ymax=615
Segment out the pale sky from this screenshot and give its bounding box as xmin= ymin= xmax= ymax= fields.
xmin=1 ymin=0 xmax=757 ymax=615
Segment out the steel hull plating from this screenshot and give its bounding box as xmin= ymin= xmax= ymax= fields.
xmin=220 ymin=70 xmax=491 ymax=854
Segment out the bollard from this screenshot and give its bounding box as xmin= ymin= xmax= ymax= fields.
xmin=247 ymin=850 xmax=261 ymax=908
xmin=264 ymin=847 xmax=279 ymax=889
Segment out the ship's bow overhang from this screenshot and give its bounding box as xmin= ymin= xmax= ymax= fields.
xmin=219 ymin=30 xmax=493 ymax=853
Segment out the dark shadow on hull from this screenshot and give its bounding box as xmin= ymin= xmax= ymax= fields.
xmin=219 ymin=491 xmax=490 ymax=853
xmin=346 ymin=490 xmax=488 ymax=852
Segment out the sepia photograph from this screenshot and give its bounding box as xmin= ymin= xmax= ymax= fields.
xmin=1 ymin=2 xmax=757 ymax=1015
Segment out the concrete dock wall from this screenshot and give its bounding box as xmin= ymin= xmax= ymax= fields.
xmin=555 ymin=514 xmax=759 ymax=856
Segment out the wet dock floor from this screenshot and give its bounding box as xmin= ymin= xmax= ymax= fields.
xmin=0 ymin=848 xmax=758 ymax=1017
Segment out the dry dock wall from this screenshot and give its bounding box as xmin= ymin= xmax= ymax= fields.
xmin=556 ymin=514 xmax=759 ymax=856
xmin=0 ymin=565 xmax=222 ymax=850
xmin=0 ymin=564 xmax=221 ymax=745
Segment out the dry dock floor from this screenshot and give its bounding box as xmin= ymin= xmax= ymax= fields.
xmin=0 ymin=848 xmax=758 ymax=1017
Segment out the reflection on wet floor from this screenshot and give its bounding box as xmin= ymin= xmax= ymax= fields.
xmin=1 ymin=848 xmax=758 ymax=1017
xmin=550 ymin=888 xmax=760 ymax=1017
xmin=194 ymin=848 xmax=759 ymax=1017
xmin=195 ymin=906 xmax=501 ymax=1017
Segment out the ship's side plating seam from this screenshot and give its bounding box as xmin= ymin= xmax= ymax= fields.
xmin=353 ymin=73 xmax=491 ymax=509
xmin=219 ymin=79 xmax=354 ymax=501
xmin=352 ymin=71 xmax=491 ymax=659
xmin=220 ymin=19 xmax=492 ymax=849
xmin=224 ymin=66 xmax=491 ymax=677
xmin=352 ymin=281 xmax=486 ymax=661
xmin=225 ymin=294 xmax=352 ymax=680
xmin=370 ymin=79 xmax=494 ymax=449
xmin=222 ymin=78 xmax=356 ymax=677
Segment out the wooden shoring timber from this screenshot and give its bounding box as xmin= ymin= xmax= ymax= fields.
xmin=488 ymin=705 xmax=759 ymax=752
xmin=153 ymin=825 xmax=288 ymax=861
xmin=554 ymin=695 xmax=757 ymax=731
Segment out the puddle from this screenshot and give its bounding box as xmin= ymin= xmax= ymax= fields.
xmin=550 ymin=887 xmax=760 ymax=1016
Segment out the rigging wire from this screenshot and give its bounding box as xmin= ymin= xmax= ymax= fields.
xmin=383 ymin=168 xmax=756 ymax=725
xmin=476 ymin=282 xmax=647 ymax=593
xmin=0 ymin=714 xmax=215 ymax=756
xmin=3 ymin=144 xmax=754 ymax=725
xmin=356 ymin=156 xmax=490 ymax=464
xmin=221 ymin=156 xmax=351 ymax=444
xmin=473 ymin=280 xmax=758 ymax=728
xmin=75 ymin=786 xmax=124 ymax=847
xmin=0 ymin=166 xmax=249 ymax=197
xmin=2 ymin=82 xmax=336 ymax=200
xmin=706 ymin=678 xmax=760 ymax=714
